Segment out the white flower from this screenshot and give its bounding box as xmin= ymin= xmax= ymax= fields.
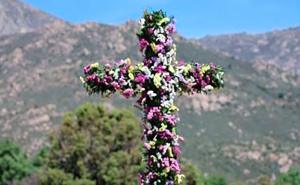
xmin=141 ymin=66 xmax=151 ymax=76
xmin=166 ymin=49 xmax=175 ymax=57
xmin=156 ymin=34 xmax=166 ymax=43
xmin=216 ymin=71 xmax=224 ymax=84
xmin=139 ymin=18 xmax=145 ymax=29
xmin=113 ymin=68 xmax=120 ymax=79
xmin=154 ymin=29 xmax=160 ymax=36
xmin=202 ymin=85 xmax=214 ymax=92
xmin=161 ymin=100 xmax=172 ymax=108
xmin=147 ymin=90 xmax=157 ymax=99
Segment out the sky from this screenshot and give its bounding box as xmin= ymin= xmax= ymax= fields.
xmin=22 ymin=0 xmax=299 ymax=38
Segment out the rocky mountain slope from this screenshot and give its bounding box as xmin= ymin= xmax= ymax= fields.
xmin=0 ymin=0 xmax=62 ymax=36
xmin=0 ymin=0 xmax=299 ymax=182
xmin=198 ymin=27 xmax=300 ymax=73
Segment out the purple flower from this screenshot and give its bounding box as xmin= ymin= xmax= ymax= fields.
xmin=210 ymin=62 xmax=216 ymax=71
xmin=166 ymin=181 xmax=174 ymax=185
xmin=139 ymin=38 xmax=149 ymax=51
xmin=179 ymin=74 xmax=188 ymax=84
xmin=164 ymin=36 xmax=173 ymax=46
xmin=196 ymin=63 xmax=202 ymax=72
xmin=205 ymin=75 xmax=211 ymax=84
xmin=148 ymin=28 xmax=154 ymax=34
xmin=147 ymin=157 xmax=153 ymax=166
xmin=83 ymin=64 xmax=91 ymax=74
xmin=86 ymin=74 xmax=100 ymax=84
xmin=143 ymin=59 xmax=152 ymax=66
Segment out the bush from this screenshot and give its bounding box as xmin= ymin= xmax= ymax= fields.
xmin=0 ymin=140 xmax=35 ymax=185
xmin=181 ymin=162 xmax=205 ymax=185
xmin=275 ymin=168 xmax=300 ymax=185
xmin=42 ymin=103 xmax=143 ymax=185
xmin=257 ymin=175 xmax=273 ymax=185
xmin=204 ymin=175 xmax=228 ymax=185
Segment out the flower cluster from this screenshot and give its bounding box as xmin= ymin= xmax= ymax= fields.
xmin=80 ymin=10 xmax=225 ymax=185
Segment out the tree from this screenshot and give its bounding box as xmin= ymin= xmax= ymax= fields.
xmin=275 ymin=168 xmax=300 ymax=185
xmin=0 ymin=140 xmax=34 ymax=185
xmin=38 ymin=168 xmax=95 ymax=185
xmin=42 ymin=103 xmax=143 ymax=185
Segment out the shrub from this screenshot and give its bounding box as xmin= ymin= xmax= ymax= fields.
xmin=0 ymin=140 xmax=35 ymax=185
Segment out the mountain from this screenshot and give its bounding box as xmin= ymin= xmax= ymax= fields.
xmin=0 ymin=0 xmax=300 ymax=182
xmin=198 ymin=27 xmax=300 ymax=74
xmin=0 ymin=0 xmax=62 ymax=36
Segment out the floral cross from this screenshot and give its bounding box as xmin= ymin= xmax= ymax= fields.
xmin=80 ymin=10 xmax=225 ymax=185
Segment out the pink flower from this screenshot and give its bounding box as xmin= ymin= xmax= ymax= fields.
xmin=138 ymin=173 xmax=144 ymax=185
xmin=154 ymin=65 xmax=165 ymax=73
xmin=155 ymin=44 xmax=165 ymax=53
xmin=111 ymin=81 xmax=120 ymax=90
xmin=139 ymin=38 xmax=149 ymax=51
xmin=165 ymin=75 xmax=172 ymax=82
xmin=170 ymin=158 xmax=181 ymax=174
xmin=146 ymin=172 xmax=154 ymax=179
xmin=173 ymin=146 xmax=181 ymax=155
xmin=166 ymin=24 xmax=175 ymax=34
xmin=179 ymin=60 xmax=185 ymax=66
xmin=122 ymin=89 xmax=134 ymax=98
xmin=144 ymin=143 xmax=151 ymax=150
xmin=163 ymin=157 xmax=170 ymax=167
xmin=135 ymin=75 xmax=146 ymax=84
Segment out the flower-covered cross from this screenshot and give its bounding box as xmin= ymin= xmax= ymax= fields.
xmin=80 ymin=10 xmax=224 ymax=185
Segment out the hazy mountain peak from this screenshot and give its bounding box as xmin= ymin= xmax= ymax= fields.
xmin=0 ymin=0 xmax=63 ymax=36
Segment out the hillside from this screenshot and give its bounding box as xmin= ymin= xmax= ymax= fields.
xmin=0 ymin=0 xmax=62 ymax=36
xmin=0 ymin=1 xmax=300 ymax=182
xmin=198 ymin=27 xmax=300 ymax=74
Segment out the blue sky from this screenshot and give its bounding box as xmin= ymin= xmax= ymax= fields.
xmin=22 ymin=0 xmax=299 ymax=38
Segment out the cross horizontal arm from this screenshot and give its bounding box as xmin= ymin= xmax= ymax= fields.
xmin=176 ymin=61 xmax=225 ymax=94
xmin=80 ymin=59 xmax=148 ymax=98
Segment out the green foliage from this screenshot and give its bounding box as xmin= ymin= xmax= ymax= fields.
xmin=0 ymin=140 xmax=35 ymax=185
xmin=275 ymin=168 xmax=300 ymax=185
xmin=181 ymin=162 xmax=205 ymax=185
xmin=43 ymin=103 xmax=143 ymax=185
xmin=204 ymin=175 xmax=228 ymax=185
xmin=38 ymin=168 xmax=95 ymax=185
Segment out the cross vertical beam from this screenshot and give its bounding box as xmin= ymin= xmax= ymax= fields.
xmin=81 ymin=10 xmax=224 ymax=185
